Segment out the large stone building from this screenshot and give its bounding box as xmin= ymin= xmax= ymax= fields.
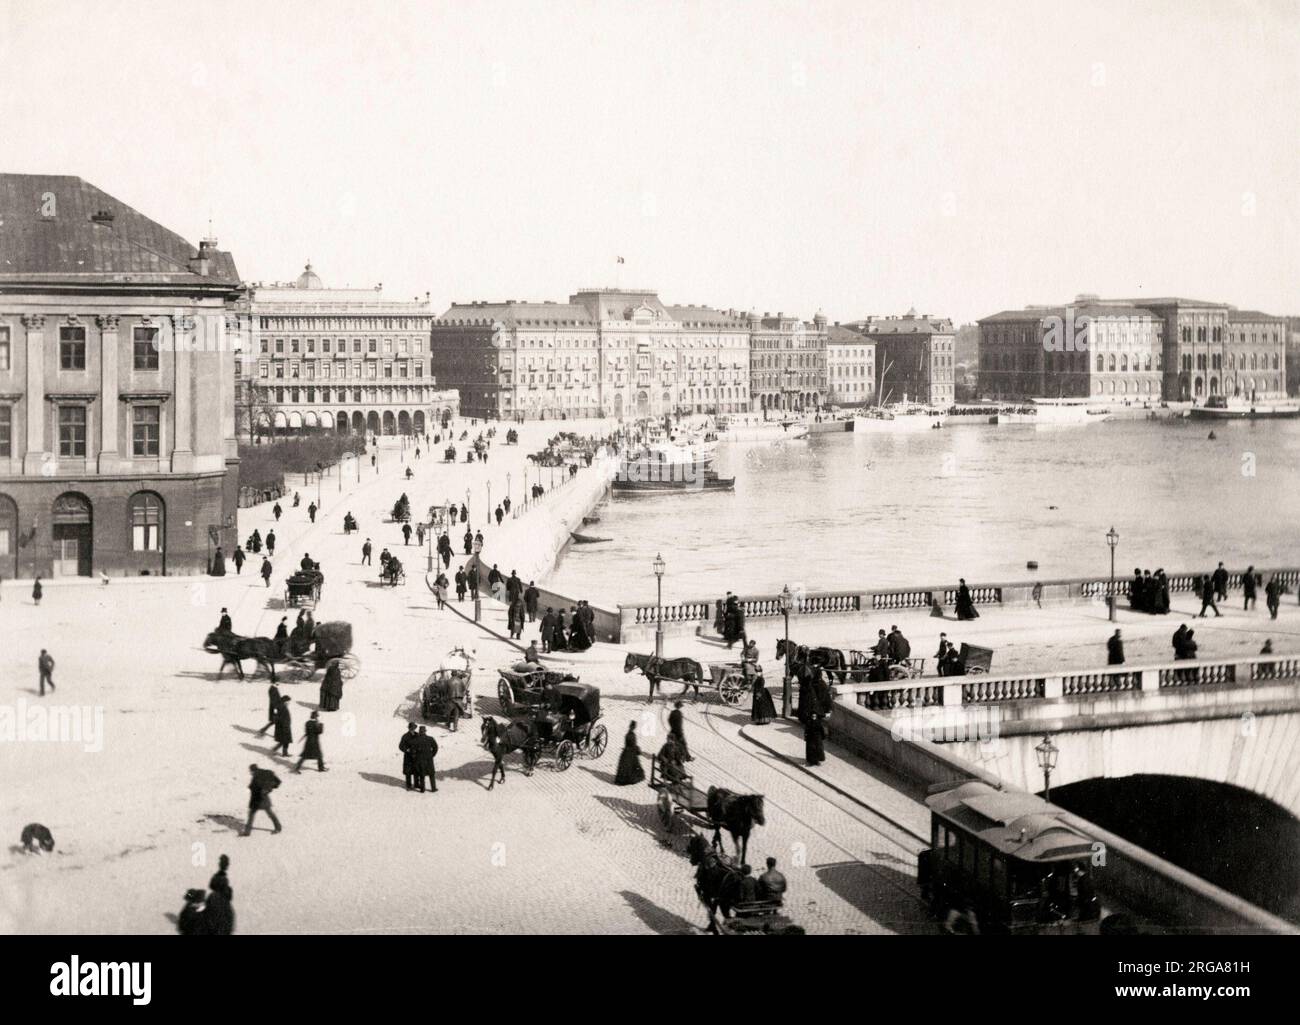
xmin=978 ymin=295 xmax=1286 ymax=403
xmin=431 ymin=288 xmax=754 ymax=420
xmin=748 ymin=310 xmax=828 ymax=413
xmin=847 ymin=310 xmax=955 ymax=406
xmin=0 ymin=174 xmax=242 ymax=578
xmin=237 ymin=266 xmax=458 ymax=439
xmin=825 ymin=324 xmax=876 ymax=407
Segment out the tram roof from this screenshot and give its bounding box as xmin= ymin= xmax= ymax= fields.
xmin=926 ymin=781 xmax=1095 ymax=862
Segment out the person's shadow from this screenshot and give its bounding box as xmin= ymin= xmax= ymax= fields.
xmin=358 ymin=771 xmax=407 ymax=790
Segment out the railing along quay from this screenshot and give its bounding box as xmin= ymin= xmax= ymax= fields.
xmin=835 ymin=651 xmax=1300 ymax=713
xmin=618 ymin=567 xmax=1300 ymax=636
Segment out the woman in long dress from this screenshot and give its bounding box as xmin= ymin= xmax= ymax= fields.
xmin=955 ymin=578 xmax=979 ymax=620
xmin=804 ymin=711 xmax=826 ymax=766
xmin=550 ymin=611 xmax=569 ymax=652
xmin=568 ymin=611 xmax=592 ymax=651
xmin=319 ymin=659 xmax=343 ymax=712
xmin=614 ymin=721 xmax=645 ymax=785
xmin=210 ymin=547 xmax=226 ymax=576
xmin=751 ymin=674 xmax=776 ymax=725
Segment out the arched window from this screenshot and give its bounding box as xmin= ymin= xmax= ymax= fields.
xmin=1120 ymin=354 xmax=1128 ymax=372
xmin=130 ymin=492 xmax=164 ymax=552
xmin=0 ymin=493 xmax=17 ymax=573
xmin=1096 ymin=354 xmax=1104 ymax=372
xmin=1108 ymin=354 xmax=1116 ymax=372
xmin=1273 ymin=354 xmax=1280 ymax=370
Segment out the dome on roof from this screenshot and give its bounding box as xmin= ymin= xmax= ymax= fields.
xmin=296 ymin=262 xmax=323 ymax=289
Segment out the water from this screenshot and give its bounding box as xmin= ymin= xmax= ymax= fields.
xmin=544 ymin=418 xmax=1300 ymax=606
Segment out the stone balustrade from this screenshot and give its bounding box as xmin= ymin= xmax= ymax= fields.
xmin=615 ymin=566 xmax=1300 ymax=643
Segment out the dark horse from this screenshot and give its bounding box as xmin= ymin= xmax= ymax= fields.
xmin=687 ymin=831 xmax=744 ymax=933
xmin=624 ymin=652 xmax=705 ymax=701
xmin=204 ymin=631 xmax=281 ymax=681
xmin=775 ymin=639 xmax=847 ymax=680
xmin=480 ymin=716 xmax=535 ymax=783
xmin=706 ymin=786 xmax=765 ymax=866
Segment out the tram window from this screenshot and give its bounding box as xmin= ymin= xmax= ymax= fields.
xmin=1009 ymin=865 xmax=1040 ymax=901
xmin=943 ymin=827 xmax=958 ymax=863
xmin=962 ymin=837 xmax=977 ymax=876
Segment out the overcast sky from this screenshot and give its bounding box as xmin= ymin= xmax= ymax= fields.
xmin=2 ymin=0 xmax=1297 ymax=324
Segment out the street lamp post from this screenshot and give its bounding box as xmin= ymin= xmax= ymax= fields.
xmin=779 ymin=584 xmax=792 ymax=718
xmin=1035 ymin=735 xmax=1059 ymax=802
xmin=653 ymin=553 xmax=666 ymax=659
xmin=1106 ymin=525 xmax=1119 ymax=622
xmin=506 ymin=472 xmax=511 ymax=513
xmin=486 ymin=481 xmax=492 ymax=525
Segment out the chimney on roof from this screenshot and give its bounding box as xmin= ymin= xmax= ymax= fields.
xmin=90 ymin=209 xmax=114 ymax=225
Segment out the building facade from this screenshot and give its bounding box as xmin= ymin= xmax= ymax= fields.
xmin=0 ymin=174 xmax=243 ymax=578
xmin=748 ymin=310 xmax=828 ymax=413
xmin=850 ymin=310 xmax=955 ymax=406
xmin=978 ymin=296 xmax=1286 ymax=403
xmin=431 ymin=288 xmax=754 ymax=420
xmin=238 ymin=266 xmax=457 ymax=439
xmin=825 ymin=324 xmax=876 ymax=406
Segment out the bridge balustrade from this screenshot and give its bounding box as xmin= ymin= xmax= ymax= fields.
xmin=961 ymin=677 xmax=1046 ymax=703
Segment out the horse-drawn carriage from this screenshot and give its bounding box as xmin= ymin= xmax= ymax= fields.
xmin=285 ymin=570 xmax=323 ymax=609
xmin=281 ymin=621 xmax=360 ymax=683
xmin=421 ymin=649 xmax=474 ymax=729
xmin=380 ymin=557 xmax=406 ymax=586
xmin=776 ymin=638 xmax=924 ymax=684
xmin=954 ymin=643 xmax=993 ymax=675
xmin=706 ymin=661 xmax=763 ymax=705
xmin=492 ymin=665 xmax=607 ymax=771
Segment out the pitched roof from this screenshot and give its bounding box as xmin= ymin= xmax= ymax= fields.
xmin=437 ymin=301 xmax=594 ymax=327
xmin=827 ymin=324 xmax=873 ymax=345
xmin=0 ymin=173 xmax=240 ymax=288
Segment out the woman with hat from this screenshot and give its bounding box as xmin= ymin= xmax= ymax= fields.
xmin=614 ymin=720 xmax=645 ymax=785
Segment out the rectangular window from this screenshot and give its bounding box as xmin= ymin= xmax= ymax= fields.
xmin=131 ymin=497 xmax=162 ymax=552
xmin=291 ymin=364 xmax=300 ymax=379
xmin=60 ymin=326 xmax=87 ymax=370
xmin=276 ymin=339 xmax=284 ymax=353
xmin=306 ymin=339 xmax=315 ymax=353
xmin=0 ymin=327 xmax=11 ymax=370
xmin=353 ymin=339 xmax=362 ymax=353
xmin=368 ymin=339 xmax=377 ymax=353
xmin=275 ymin=364 xmax=285 ymax=379
xmin=132 ymin=404 xmax=160 ymax=457
xmin=133 ymin=326 xmax=160 ymax=370
xmin=322 ymin=339 xmax=331 ymax=354
xmin=291 ymin=339 xmax=300 ymax=353
xmin=259 ymin=362 xmax=269 ymax=378
xmin=260 ymin=339 xmax=269 ymax=354
xmin=383 ymin=363 xmax=393 ymax=378
xmin=414 ymin=339 xmax=423 ymax=353
xmin=368 ymin=363 xmax=377 ymax=379
xmin=58 ymin=405 xmax=86 ymax=456
xmin=398 ymin=363 xmax=408 ymax=378
xmin=0 ymin=405 xmax=10 ymax=457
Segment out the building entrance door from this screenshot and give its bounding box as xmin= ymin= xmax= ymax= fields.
xmin=52 ymin=493 xmax=93 ymax=577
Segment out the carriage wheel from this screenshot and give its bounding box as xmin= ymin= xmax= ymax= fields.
xmin=282 ymin=659 xmax=313 ymax=683
xmin=656 ymin=790 xmax=674 ymax=829
xmin=556 ymin=740 xmax=575 ymax=771
xmin=888 ymin=665 xmax=909 ymax=681
xmin=588 ymin=724 xmax=608 ymax=759
xmin=497 ymin=678 xmax=514 ymax=714
xmin=720 ymin=673 xmax=745 ymax=705
xmin=337 ymin=654 xmax=361 ymax=680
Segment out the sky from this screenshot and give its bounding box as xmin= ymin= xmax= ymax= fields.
xmin=1 ymin=0 xmax=1297 ymax=325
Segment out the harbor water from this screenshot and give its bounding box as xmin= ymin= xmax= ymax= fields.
xmin=544 ymin=418 xmax=1300 ymax=605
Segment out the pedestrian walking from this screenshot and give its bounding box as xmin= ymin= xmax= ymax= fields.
xmin=668 ymin=701 xmax=692 ymax=761
xmin=1107 ymin=629 xmax=1125 ymax=665
xmin=413 ymin=725 xmax=438 ymax=793
xmin=319 ymin=659 xmax=343 ymax=712
xmin=233 ymin=546 xmax=246 ymax=574
xmin=1197 ymin=574 xmax=1221 ymax=618
xmin=455 ymin=567 xmax=467 ymax=602
xmin=210 ymin=546 xmax=226 ymax=576
xmin=205 ymin=854 xmax=236 ymax=935
xmin=614 ymin=721 xmax=645 ymax=785
xmin=402 ymin=522 xmax=412 ymax=546
xmin=257 ymin=683 xmax=282 ymax=735
xmin=361 ymin=538 xmax=372 ymax=565
xmin=273 ymin=502 xmax=282 ymax=522
xmin=241 ymin=764 xmax=282 ymax=836
xmin=751 ymin=674 xmax=776 ymax=725
xmin=38 ymin=649 xmax=55 ymax=696
xmin=270 ymin=695 xmax=294 ymax=756
xmin=434 ymin=572 xmax=449 ymax=610
xmin=1243 ymin=565 xmax=1257 ymax=611
xmin=260 ymin=557 xmax=273 ymax=587
xmin=1212 ymin=562 xmax=1229 ymax=602
xmin=524 ymin=581 xmax=539 ymax=621
xmin=294 ymin=711 xmax=326 ymax=773
xmin=308 ymin=501 xmax=317 ymax=524
xmin=495 ymin=505 xmax=504 ymax=526
xmin=32 ymin=576 xmax=42 ymax=606
xmin=399 ymin=722 xmax=419 ymax=791
xmin=266 ymin=530 xmax=276 ymax=557
xmin=1265 ymin=575 xmax=1282 ymax=620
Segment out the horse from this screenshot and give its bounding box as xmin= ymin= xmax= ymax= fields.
xmin=205 ymin=631 xmax=281 ymax=681
xmin=775 ymin=639 xmax=847 ymax=674
xmin=687 ymin=831 xmax=744 ymax=934
xmin=706 ymin=787 xmax=765 ymax=866
xmin=480 ymin=715 xmax=535 ymax=782
xmin=623 ymin=652 xmax=705 ymax=702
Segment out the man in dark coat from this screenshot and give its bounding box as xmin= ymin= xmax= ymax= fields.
xmin=455 ymin=567 xmax=467 ymax=601
xmin=1153 ymin=569 xmax=1170 ymax=614
xmin=266 ymin=530 xmax=276 ymax=556
xmin=1107 ymin=629 xmax=1125 ymax=665
xmin=1197 ymin=573 xmax=1222 ymax=618
xmin=668 ymin=701 xmax=692 ymax=762
xmin=539 ymin=607 xmax=555 ymax=652
xmin=804 ymin=711 xmax=826 ymax=766
xmin=1243 ymin=566 xmax=1258 ymax=611
xmin=1129 ymin=569 xmax=1145 ymax=612
xmin=294 ymin=711 xmax=325 ymax=772
xmin=464 ymin=528 xmax=473 ymax=554
xmin=273 ymin=617 xmax=289 ymax=656
xmin=205 ymin=854 xmax=235 ymax=935
xmin=934 ymin=633 xmax=953 ymax=677
xmin=217 ymin=608 xmax=233 ymax=633
xmin=361 ymin=539 xmax=373 ymax=565
xmin=257 ymin=683 xmax=282 ymax=736
xmin=399 ymin=723 xmax=419 ymax=791
xmin=178 ymin=889 xmax=210 ymax=935
xmin=506 ymin=571 xmax=522 ymax=604
xmin=524 ymin=582 xmax=540 ymax=621
xmin=495 ymin=505 xmax=504 ymax=526
xmin=1212 ymin=562 xmax=1229 ymax=602
xmin=232 ymin=546 xmax=246 ymax=574
xmin=242 ymin=764 xmax=282 ymax=835
xmin=402 ymin=522 xmax=412 ymax=545
xmin=488 ymin=564 xmax=502 ymax=590
xmin=308 ymin=501 xmax=317 ymax=523
xmin=271 ymin=695 xmax=293 ymax=756
xmin=1265 ymin=575 xmax=1282 ymax=619
xmin=887 ymin=625 xmax=911 ymax=663
xmin=412 ymin=725 xmax=438 ymax=793
xmin=260 ymin=557 xmax=273 ymax=587
xmin=37 ymin=649 xmax=55 ymax=696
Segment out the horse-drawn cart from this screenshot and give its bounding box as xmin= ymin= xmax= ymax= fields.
xmin=285 ymin=571 xmax=323 ymax=609
xmin=957 ymin=643 xmax=993 ymax=675
xmin=420 ymin=647 xmax=474 ymax=729
xmin=282 ymin=621 xmax=360 ymax=682
xmin=706 ymin=662 xmax=759 ymax=705
xmin=380 ymin=558 xmax=406 ymax=586
xmin=649 ymin=754 xmax=714 ymax=830
xmin=490 ymin=667 xmax=607 ymax=772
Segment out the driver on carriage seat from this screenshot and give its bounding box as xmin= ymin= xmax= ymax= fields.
xmin=657 ymin=736 xmax=687 ymax=784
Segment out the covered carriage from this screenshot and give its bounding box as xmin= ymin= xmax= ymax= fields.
xmin=282 ymin=621 xmax=360 ymax=682
xmin=497 ymin=665 xmax=606 ymax=771
xmin=285 ymin=570 xmax=324 ymax=609
xmin=421 ymin=648 xmax=474 ymax=729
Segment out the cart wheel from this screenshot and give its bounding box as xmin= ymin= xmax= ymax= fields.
xmin=497 ymin=678 xmax=514 ymax=714
xmin=888 ymin=665 xmax=909 ymax=681
xmin=656 ymin=790 xmax=674 ymax=828
xmin=556 ymin=740 xmax=575 ymax=771
xmin=337 ymin=654 xmax=360 ymax=680
xmin=588 ymin=724 xmax=608 ymax=759
xmin=720 ymin=673 xmax=745 ymax=705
